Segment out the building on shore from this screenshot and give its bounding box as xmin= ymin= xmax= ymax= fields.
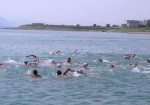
xmin=122 ymin=19 xmax=150 ymax=27
xmin=124 ymin=20 xmax=143 ymax=27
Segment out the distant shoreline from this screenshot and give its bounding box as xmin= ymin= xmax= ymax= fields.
xmin=1 ymin=23 xmax=150 ymax=34
xmin=2 ymin=28 xmax=150 ymax=35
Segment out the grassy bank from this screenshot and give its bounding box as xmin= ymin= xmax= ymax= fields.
xmin=113 ymin=27 xmax=150 ymax=33
xmin=3 ymin=23 xmax=150 ymax=34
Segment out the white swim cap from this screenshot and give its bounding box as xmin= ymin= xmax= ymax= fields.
xmin=84 ymin=63 xmax=88 ymax=67
xmin=57 ymin=63 xmax=62 ymax=68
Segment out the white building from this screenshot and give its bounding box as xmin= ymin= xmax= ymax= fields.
xmin=122 ymin=20 xmax=143 ymax=27
xmin=125 ymin=20 xmax=142 ymax=27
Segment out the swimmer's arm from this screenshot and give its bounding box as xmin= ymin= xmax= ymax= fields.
xmin=36 ymin=74 xmax=42 ymax=77
xmin=26 ymin=55 xmax=38 ymax=58
xmin=62 ymin=68 xmax=74 ymax=76
xmin=62 ymin=69 xmax=69 ymax=76
xmin=24 ymin=73 xmax=41 ymax=77
xmin=27 ymin=61 xmax=39 ymax=66
xmin=72 ymin=49 xmax=78 ymax=54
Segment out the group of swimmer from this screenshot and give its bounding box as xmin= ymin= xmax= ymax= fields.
xmin=25 ymin=52 xmax=150 ymax=78
xmin=24 ymin=55 xmax=90 ymax=78
xmin=0 ymin=49 xmax=150 ymax=78
xmin=23 ymin=49 xmax=91 ymax=78
xmin=23 ymin=50 xmax=90 ymax=77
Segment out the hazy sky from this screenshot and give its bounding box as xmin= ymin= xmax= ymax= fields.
xmin=0 ymin=0 xmax=150 ymax=26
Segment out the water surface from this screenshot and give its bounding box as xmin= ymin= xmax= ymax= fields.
xmin=0 ymin=29 xmax=150 ymax=105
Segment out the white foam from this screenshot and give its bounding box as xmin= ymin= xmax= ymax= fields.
xmin=4 ymin=59 xmax=22 ymax=68
xmin=103 ymin=59 xmax=109 ymax=63
xmin=27 ymin=70 xmax=32 ymax=74
xmin=49 ymin=51 xmax=54 ymax=55
xmin=73 ymin=72 xmax=82 ymax=77
xmin=143 ymin=67 xmax=150 ymax=70
xmin=142 ymin=71 xmax=150 ymax=74
xmin=5 ymin=59 xmax=18 ymax=64
xmin=131 ymin=67 xmax=140 ymax=73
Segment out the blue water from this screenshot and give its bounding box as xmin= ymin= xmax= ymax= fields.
xmin=0 ymin=29 xmax=150 ymax=105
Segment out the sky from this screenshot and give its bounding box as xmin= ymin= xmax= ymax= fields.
xmin=0 ymin=0 xmax=150 ymax=27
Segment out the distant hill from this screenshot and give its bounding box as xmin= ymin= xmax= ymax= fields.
xmin=17 ymin=23 xmax=107 ymax=32
xmin=0 ymin=17 xmax=7 ymax=27
xmin=0 ymin=17 xmax=13 ymax=28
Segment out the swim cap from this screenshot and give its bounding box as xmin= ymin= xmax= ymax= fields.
xmin=67 ymin=57 xmax=71 ymax=62
xmin=33 ymin=70 xmax=38 ymax=75
xmin=24 ymin=61 xmax=28 ymax=65
xmin=51 ymin=60 xmax=56 ymax=64
xmin=77 ymin=69 xmax=84 ymax=74
xmin=130 ymin=63 xmax=137 ymax=67
xmin=56 ymin=64 xmax=62 ymax=68
xmin=57 ymin=70 xmax=62 ymax=75
xmin=84 ymin=63 xmax=88 ymax=67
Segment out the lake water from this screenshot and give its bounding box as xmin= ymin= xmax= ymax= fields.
xmin=0 ymin=29 xmax=150 ymax=105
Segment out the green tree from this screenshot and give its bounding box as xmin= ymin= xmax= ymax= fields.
xmin=106 ymin=24 xmax=110 ymax=27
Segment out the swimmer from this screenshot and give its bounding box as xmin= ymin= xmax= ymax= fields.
xmin=51 ymin=50 xmax=62 ymax=55
xmin=69 ymin=68 xmax=87 ymax=76
xmin=25 ymin=54 xmax=39 ymax=65
xmin=130 ymin=63 xmax=138 ymax=68
xmin=58 ymin=68 xmax=87 ymax=76
xmin=110 ymin=64 xmax=116 ymax=68
xmin=97 ymin=58 xmax=103 ymax=62
xmin=69 ymin=63 xmax=90 ymax=76
xmin=76 ymin=69 xmax=87 ymax=75
xmin=25 ymin=70 xmax=41 ymax=77
xmin=146 ymin=59 xmax=150 ymax=64
xmin=55 ymin=51 xmax=61 ymax=54
xmin=26 ymin=55 xmax=38 ymax=59
xmin=50 ymin=60 xmax=57 ymax=64
xmin=67 ymin=57 xmax=72 ymax=64
xmin=124 ymin=54 xmax=136 ymax=59
xmin=57 ymin=68 xmax=71 ymax=77
xmin=72 ymin=49 xmax=78 ymax=55
xmin=83 ymin=63 xmax=90 ymax=69
xmin=24 ymin=60 xmax=39 ymax=66
xmin=56 ymin=63 xmax=62 ymax=68
xmin=0 ymin=63 xmax=4 ymax=67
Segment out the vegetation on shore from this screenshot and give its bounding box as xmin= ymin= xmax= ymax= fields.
xmin=113 ymin=27 xmax=150 ymax=33
xmin=3 ymin=23 xmax=150 ymax=33
xmin=16 ymin=23 xmax=108 ymax=32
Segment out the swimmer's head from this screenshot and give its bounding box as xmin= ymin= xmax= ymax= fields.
xmin=84 ymin=63 xmax=88 ymax=67
xmin=98 ymin=59 xmax=103 ymax=62
xmin=130 ymin=63 xmax=137 ymax=67
xmin=57 ymin=70 xmax=62 ymax=75
xmin=110 ymin=65 xmax=115 ymax=68
xmin=77 ymin=69 xmax=84 ymax=74
xmin=51 ymin=60 xmax=56 ymax=64
xmin=33 ymin=70 xmax=38 ymax=75
xmin=24 ymin=61 xmax=28 ymax=65
xmin=56 ymin=64 xmax=62 ymax=68
xmin=147 ymin=59 xmax=150 ymax=63
xmin=67 ymin=57 xmax=71 ymax=62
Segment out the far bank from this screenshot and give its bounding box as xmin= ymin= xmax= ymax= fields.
xmin=2 ymin=23 xmax=150 ymax=34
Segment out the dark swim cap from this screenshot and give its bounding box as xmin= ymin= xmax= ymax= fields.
xmin=57 ymin=70 xmax=62 ymax=75
xmin=33 ymin=70 xmax=38 ymax=75
xmin=24 ymin=61 xmax=28 ymax=65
